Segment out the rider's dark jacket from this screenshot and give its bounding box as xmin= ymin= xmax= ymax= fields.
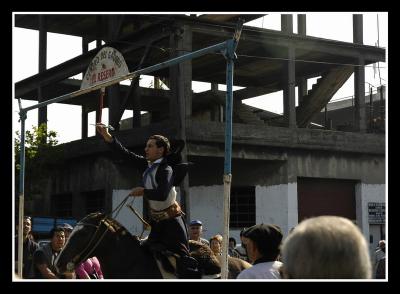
xmin=107 ymin=136 xmax=190 ymax=257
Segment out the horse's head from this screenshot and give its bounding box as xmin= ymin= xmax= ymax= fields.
xmin=55 ymin=212 xmax=118 ymax=274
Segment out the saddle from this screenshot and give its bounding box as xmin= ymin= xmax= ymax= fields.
xmin=141 ymin=240 xmax=219 ymax=279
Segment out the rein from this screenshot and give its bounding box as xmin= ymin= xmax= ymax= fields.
xmin=67 ymin=218 xmax=116 ymax=271
xmin=112 ymin=193 xmax=150 ymax=239
xmin=65 ymin=192 xmax=150 ymax=272
xmin=66 ymin=194 xmax=142 ymax=271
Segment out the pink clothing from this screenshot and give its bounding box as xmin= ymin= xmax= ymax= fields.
xmin=75 ymin=257 xmax=104 ymax=279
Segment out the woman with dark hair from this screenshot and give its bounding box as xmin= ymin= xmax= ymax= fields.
xmin=96 ymin=125 xmax=199 ymax=278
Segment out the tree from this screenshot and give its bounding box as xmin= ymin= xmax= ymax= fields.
xmin=14 ymin=124 xmax=63 ymax=210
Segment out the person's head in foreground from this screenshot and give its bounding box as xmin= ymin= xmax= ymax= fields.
xmin=281 ymin=215 xmax=372 ymax=279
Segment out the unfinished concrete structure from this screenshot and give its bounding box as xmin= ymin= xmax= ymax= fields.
xmin=14 ymin=14 xmax=386 ymax=255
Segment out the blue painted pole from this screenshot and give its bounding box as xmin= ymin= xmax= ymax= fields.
xmin=17 ymin=99 xmax=26 ymax=278
xmin=21 ymin=42 xmax=228 ymax=113
xmin=221 ymin=39 xmax=237 ymax=279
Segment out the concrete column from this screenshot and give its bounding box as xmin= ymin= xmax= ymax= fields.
xmin=132 ymin=80 xmax=141 ymax=128
xmin=297 ymin=14 xmax=308 ymax=106
xmin=298 ymin=79 xmax=307 ymax=106
xmin=297 ymin=14 xmax=306 ymax=35
xmin=107 ymin=16 xmax=122 ymax=131
xmin=353 ymin=14 xmax=366 ymax=133
xmin=81 ymin=105 xmax=88 ymax=139
xmin=353 ymin=14 xmax=363 ymax=44
xmin=169 ymin=25 xmax=193 ymax=220
xmin=81 ymin=37 xmax=89 ymax=139
xmin=283 ymin=46 xmax=297 ymax=128
xmin=96 ymin=15 xmax=102 ymax=48
xmin=38 ymin=15 xmax=47 ymax=128
xmin=281 ymin=14 xmax=293 ymax=34
xmin=95 ymin=28 xmax=102 ymax=131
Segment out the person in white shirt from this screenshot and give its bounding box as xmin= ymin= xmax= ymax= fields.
xmin=236 ymin=224 xmax=283 ymax=279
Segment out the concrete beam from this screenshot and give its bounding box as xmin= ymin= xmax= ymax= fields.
xmin=234 ymin=85 xmax=281 ymax=100
xmin=191 ymin=23 xmax=385 ymax=63
xmin=186 ymin=121 xmax=385 ymax=155
xmin=15 ymin=25 xmax=171 ymax=98
xmin=187 ymin=141 xmax=287 ymax=161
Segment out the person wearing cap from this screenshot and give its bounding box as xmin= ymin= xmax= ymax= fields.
xmin=236 ymin=224 xmax=283 ymax=279
xmin=189 ymin=220 xmax=209 ymax=246
xmin=60 ymin=223 xmax=74 ymax=242
xmin=96 ymin=126 xmax=199 ymax=278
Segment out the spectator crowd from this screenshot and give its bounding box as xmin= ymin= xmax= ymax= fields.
xmin=15 ymin=214 xmax=385 ymax=280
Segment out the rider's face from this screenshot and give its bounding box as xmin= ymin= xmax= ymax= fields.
xmin=144 ymin=139 xmax=164 ymax=162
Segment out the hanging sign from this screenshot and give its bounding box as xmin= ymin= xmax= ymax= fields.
xmin=81 ymin=47 xmax=129 ymax=90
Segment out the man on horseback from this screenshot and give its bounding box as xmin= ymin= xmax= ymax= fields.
xmin=96 ymin=125 xmax=200 ymax=278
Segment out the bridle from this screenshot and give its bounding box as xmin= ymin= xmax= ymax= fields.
xmin=65 ymin=217 xmax=118 ymax=272
xmin=63 ymin=195 xmax=133 ymax=273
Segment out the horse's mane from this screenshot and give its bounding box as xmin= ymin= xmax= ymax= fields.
xmin=79 ymin=212 xmax=141 ymax=245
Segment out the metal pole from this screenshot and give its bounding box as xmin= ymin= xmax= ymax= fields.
xmin=20 ymin=42 xmax=227 ymax=113
xmin=221 ymin=20 xmax=243 ymax=280
xmin=221 ymin=40 xmax=236 ymax=280
xmin=17 ymin=99 xmax=26 ymax=278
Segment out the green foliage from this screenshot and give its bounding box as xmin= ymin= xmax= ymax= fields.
xmin=14 ymin=123 xmax=63 ymax=197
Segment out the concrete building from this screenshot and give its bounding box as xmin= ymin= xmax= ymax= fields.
xmin=14 ymin=14 xmax=386 ymax=256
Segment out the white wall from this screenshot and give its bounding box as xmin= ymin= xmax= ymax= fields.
xmin=112 ymin=189 xmax=146 ymax=237
xmin=188 ymin=185 xmax=224 ymax=240
xmin=112 ymin=182 xmax=383 ymax=254
xmin=187 ymin=184 xmax=300 ymax=243
xmin=355 ymin=183 xmax=386 ymax=256
xmin=187 ymin=185 xmax=250 ymax=244
xmin=256 ymin=183 xmax=298 ymax=238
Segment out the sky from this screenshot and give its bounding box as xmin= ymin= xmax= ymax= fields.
xmin=12 ymin=12 xmax=388 ymax=144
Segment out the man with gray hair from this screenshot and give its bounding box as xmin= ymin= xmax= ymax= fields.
xmin=280 ymin=216 xmax=372 ymax=279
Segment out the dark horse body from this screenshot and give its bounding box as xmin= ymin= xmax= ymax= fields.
xmin=55 ymin=212 xmax=250 ymax=279
xmin=55 ymin=212 xmax=163 ymax=278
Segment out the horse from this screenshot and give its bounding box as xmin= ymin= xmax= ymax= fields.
xmin=55 ymin=212 xmax=250 ymax=279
